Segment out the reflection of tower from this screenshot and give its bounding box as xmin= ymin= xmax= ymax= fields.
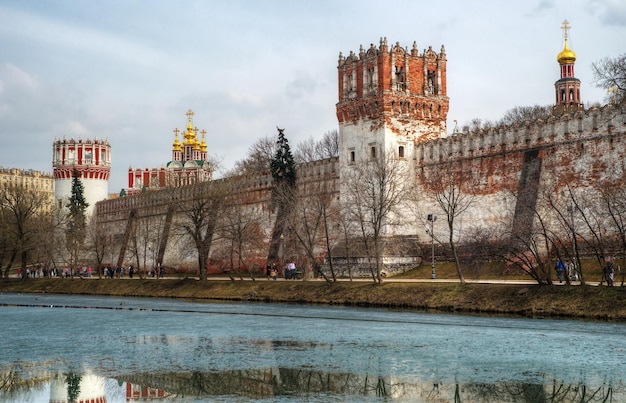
xmin=53 ymin=137 xmax=111 ymax=216
xmin=49 ymin=370 xmax=107 ymax=403
xmin=554 ymin=19 xmax=583 ymax=114
xmin=126 ymin=382 xmax=168 ymax=401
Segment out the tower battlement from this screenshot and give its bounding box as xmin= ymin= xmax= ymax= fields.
xmin=336 ymin=37 xmax=448 ymax=144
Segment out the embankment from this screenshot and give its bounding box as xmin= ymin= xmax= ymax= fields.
xmin=1 ymin=278 xmax=624 ymax=321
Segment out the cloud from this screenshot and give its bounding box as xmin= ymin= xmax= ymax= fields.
xmin=527 ymin=0 xmax=555 ymax=15
xmin=0 ymin=5 xmax=167 ymax=68
xmin=588 ymin=0 xmax=626 ymax=26
xmin=285 ymin=70 xmax=320 ymax=99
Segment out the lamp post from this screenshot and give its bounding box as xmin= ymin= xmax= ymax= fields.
xmin=280 ymin=233 xmax=285 ymax=275
xmin=567 ymin=204 xmax=577 ymax=280
xmin=427 ymin=214 xmax=437 ymax=279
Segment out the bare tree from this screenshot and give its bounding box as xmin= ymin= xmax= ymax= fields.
xmin=315 ymin=130 xmax=339 ymax=160
xmin=0 ymin=182 xmax=51 ymax=278
xmin=176 ymin=181 xmax=228 ymax=280
xmin=127 ymin=214 xmax=165 ymax=278
xmin=285 ymin=179 xmax=338 ymax=282
xmin=420 ymin=162 xmax=475 ymax=283
xmin=294 ymin=130 xmax=340 ymax=163
xmin=230 ymin=135 xmax=277 ymax=176
xmin=220 ymin=202 xmax=265 ymax=280
xmin=503 ymin=193 xmax=561 ymax=285
xmin=498 ymin=105 xmax=554 ymax=124
xmin=460 ymin=105 xmax=552 ymax=133
xmin=460 ymin=118 xmax=496 ymax=133
xmin=563 ymin=185 xmax=611 ymax=284
xmin=86 ymin=214 xmax=108 ymax=279
xmin=294 ymin=137 xmax=317 ymax=164
xmin=592 ymin=54 xmax=626 ymax=104
xmin=343 ymin=148 xmax=408 ymax=283
xmin=599 ymin=181 xmax=626 ymax=284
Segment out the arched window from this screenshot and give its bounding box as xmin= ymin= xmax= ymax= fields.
xmin=398 ymin=146 xmax=405 ymax=158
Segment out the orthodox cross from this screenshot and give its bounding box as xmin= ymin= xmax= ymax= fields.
xmin=186 ymin=109 xmax=194 ymax=125
xmin=561 ymin=19 xmax=571 ymax=41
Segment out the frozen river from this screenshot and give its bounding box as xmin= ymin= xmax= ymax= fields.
xmin=0 ymin=292 xmax=624 ymax=402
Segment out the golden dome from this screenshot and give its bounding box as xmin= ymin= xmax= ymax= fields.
xmin=557 ymin=40 xmax=576 ymax=64
xmin=172 ymin=128 xmax=182 ymax=152
xmin=200 ymin=130 xmax=207 ymax=153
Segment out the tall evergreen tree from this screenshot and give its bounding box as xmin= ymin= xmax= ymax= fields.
xmin=65 ymin=169 xmax=89 ymax=276
xmin=267 ymin=127 xmax=297 ymax=264
xmin=270 ymin=127 xmax=297 ymax=196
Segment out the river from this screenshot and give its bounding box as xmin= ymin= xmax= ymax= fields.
xmin=0 ymin=293 xmax=624 ymax=402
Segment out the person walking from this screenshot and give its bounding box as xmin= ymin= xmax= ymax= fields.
xmin=555 ymin=259 xmax=564 ymax=283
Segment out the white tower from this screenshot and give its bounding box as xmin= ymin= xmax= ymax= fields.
xmin=53 ymin=137 xmax=111 ymax=216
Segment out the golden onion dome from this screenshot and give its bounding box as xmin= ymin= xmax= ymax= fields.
xmin=200 ymin=130 xmax=207 ymax=153
xmin=557 ymin=40 xmax=576 ymax=64
xmin=172 ymin=129 xmax=182 ymax=152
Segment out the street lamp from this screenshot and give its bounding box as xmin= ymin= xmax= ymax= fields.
xmin=427 ymin=214 xmax=437 ymax=279
xmin=567 ymin=204 xmax=577 ymax=280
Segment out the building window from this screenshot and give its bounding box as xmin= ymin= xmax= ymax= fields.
xmin=350 ymin=150 xmax=355 ymax=164
xmin=398 ymin=146 xmax=405 ymax=158
xmin=370 ymin=146 xmax=376 ymax=159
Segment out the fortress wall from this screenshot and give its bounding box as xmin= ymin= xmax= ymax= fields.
xmin=415 ymin=105 xmax=626 ymax=239
xmin=92 ymin=106 xmax=626 ymax=268
xmin=94 ymin=158 xmax=340 ymax=268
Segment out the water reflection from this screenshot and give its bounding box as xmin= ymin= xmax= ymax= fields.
xmin=1 ymin=362 xmax=623 ymax=402
xmin=1 ymin=294 xmax=625 ymax=402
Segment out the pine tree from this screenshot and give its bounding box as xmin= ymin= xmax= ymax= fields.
xmin=270 ymin=127 xmax=297 ymax=190
xmin=267 ymin=127 xmax=297 ymax=264
xmin=65 ymin=169 xmax=89 ymax=276
xmin=67 ymin=169 xmax=89 ymax=220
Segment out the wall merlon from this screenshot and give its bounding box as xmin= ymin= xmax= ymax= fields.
xmin=418 ymin=105 xmax=625 ymax=166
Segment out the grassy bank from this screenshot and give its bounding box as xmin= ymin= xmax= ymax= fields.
xmin=1 ymin=277 xmax=624 ymax=321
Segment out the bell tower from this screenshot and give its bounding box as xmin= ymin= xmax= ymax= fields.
xmin=554 ymin=19 xmax=583 ymax=113
xmin=336 ymin=38 xmax=448 ymax=169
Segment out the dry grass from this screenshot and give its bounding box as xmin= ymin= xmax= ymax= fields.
xmin=1 ymin=277 xmax=624 ymax=321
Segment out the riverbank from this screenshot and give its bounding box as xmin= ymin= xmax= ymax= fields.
xmin=1 ymin=277 xmax=625 ymax=321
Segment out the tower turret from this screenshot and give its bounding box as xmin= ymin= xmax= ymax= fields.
xmin=554 ymin=19 xmax=583 ymax=113
xmin=53 ymin=137 xmax=111 ymax=215
xmin=337 ymin=37 xmax=449 ymax=170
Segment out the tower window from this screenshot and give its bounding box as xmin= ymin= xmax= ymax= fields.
xmin=367 ymin=68 xmax=376 ymax=92
xmin=399 ymin=146 xmax=405 ymax=158
xmin=370 ymin=146 xmax=376 ymax=159
xmin=427 ymin=70 xmax=436 ymax=93
xmin=350 ymin=150 xmax=355 ymax=164
xmin=394 ymin=66 xmax=405 ymax=91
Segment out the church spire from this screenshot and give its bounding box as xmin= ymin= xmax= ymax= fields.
xmin=554 ymin=19 xmax=582 ymax=114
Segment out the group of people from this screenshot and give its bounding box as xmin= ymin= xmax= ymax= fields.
xmin=265 ymin=261 xmax=300 ymax=280
xmin=554 ymin=259 xmax=579 ymax=283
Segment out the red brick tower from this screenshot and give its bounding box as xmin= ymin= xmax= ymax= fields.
xmin=554 ymin=20 xmax=583 ymax=113
xmin=336 ymin=37 xmax=449 ymax=169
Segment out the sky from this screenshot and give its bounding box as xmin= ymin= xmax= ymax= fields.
xmin=0 ymin=0 xmax=625 ymax=193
